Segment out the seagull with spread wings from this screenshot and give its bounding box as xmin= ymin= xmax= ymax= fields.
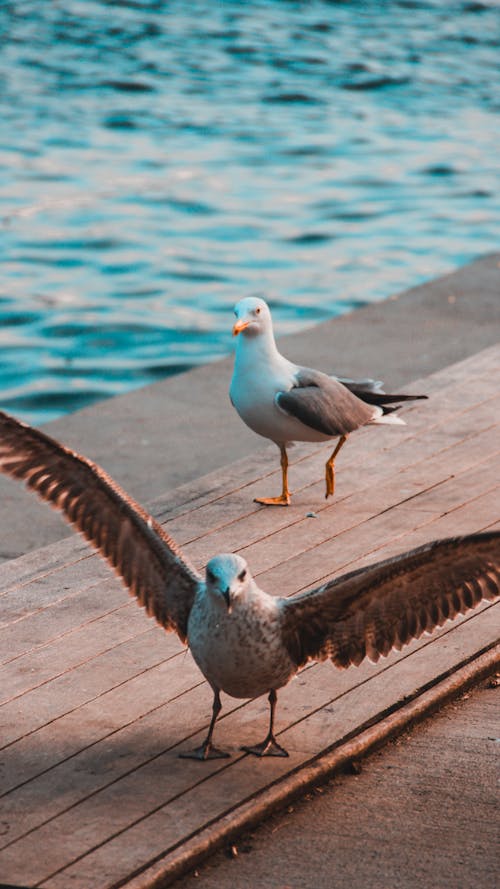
xmin=0 ymin=410 xmax=498 ymax=760
xmin=230 ymin=297 xmax=427 ymax=505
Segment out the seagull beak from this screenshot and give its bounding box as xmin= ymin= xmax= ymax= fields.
xmin=233 ymin=319 xmax=250 ymax=336
xmin=222 ymin=587 xmax=233 ymax=613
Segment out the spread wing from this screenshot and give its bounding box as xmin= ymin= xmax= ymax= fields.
xmin=280 ymin=533 xmax=500 ymax=670
xmin=276 ymin=368 xmax=377 ymax=437
xmin=0 ymin=410 xmax=201 ymax=642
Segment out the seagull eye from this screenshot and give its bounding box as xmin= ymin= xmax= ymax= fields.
xmin=255 ymin=307 xmax=261 ymax=315
xmin=206 ymin=568 xmax=215 ymax=583
xmin=238 ymin=569 xmax=247 ymax=582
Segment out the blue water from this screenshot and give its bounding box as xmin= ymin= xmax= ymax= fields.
xmin=1 ymin=0 xmax=499 ymax=423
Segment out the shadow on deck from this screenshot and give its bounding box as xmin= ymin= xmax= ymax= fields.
xmin=0 ymin=344 xmax=499 ymax=888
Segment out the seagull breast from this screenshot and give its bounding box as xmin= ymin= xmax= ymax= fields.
xmin=187 ymin=585 xmax=295 ymax=699
xmin=230 ymin=340 xmax=333 ymax=445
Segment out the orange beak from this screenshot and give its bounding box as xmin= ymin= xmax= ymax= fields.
xmin=232 ymin=319 xmax=250 ymax=336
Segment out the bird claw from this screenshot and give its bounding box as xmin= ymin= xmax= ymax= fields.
xmin=254 ymin=494 xmax=291 ymax=507
xmin=179 ymin=743 xmax=231 ymax=761
xmin=241 ymin=735 xmax=289 ymax=758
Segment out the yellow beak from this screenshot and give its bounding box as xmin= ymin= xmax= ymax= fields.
xmin=232 ymin=319 xmax=250 ymax=336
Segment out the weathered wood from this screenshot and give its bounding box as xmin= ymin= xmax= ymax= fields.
xmin=0 ymin=599 xmax=493 ymax=852
xmin=1 ymin=608 xmax=497 ymax=888
xmin=1 ymin=382 xmax=497 ymax=649
xmin=2 ymin=452 xmax=497 ymax=744
xmin=1 ymin=344 xmax=497 ymax=594
xmin=9 ymin=616 xmax=498 ymax=889
xmin=127 ymin=655 xmax=500 ymax=889
xmin=0 ymin=345 xmax=498 ymax=889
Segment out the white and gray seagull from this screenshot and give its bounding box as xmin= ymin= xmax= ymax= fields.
xmin=0 ymin=410 xmax=498 ymax=760
xmin=230 ymin=297 xmax=427 ymax=505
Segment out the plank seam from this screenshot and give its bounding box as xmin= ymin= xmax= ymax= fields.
xmin=112 ymin=644 xmax=500 ymax=889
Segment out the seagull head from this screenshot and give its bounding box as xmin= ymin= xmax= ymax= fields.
xmin=205 ymin=553 xmax=251 ymax=612
xmin=233 ymin=297 xmax=272 ymax=338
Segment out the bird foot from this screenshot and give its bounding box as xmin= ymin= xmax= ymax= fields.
xmin=254 ymin=494 xmax=291 ymax=507
xmin=325 ymin=464 xmax=335 ymax=499
xmin=179 ymin=743 xmax=230 ymax=761
xmin=241 ymin=735 xmax=289 ymax=758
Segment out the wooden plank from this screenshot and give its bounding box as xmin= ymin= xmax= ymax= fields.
xmin=0 ymin=346 xmax=498 ymax=889
xmin=1 ymin=481 xmax=497 ymax=780
xmin=348 ymin=489 xmax=500 ymax=572
xmin=1 ymin=391 xmax=496 ymax=707
xmin=212 ymin=434 xmax=499 ymax=577
xmin=1 ymin=424 xmax=498 ymax=756
xmin=0 ymin=392 xmax=492 ymax=651
xmin=0 ymin=344 xmax=497 ymax=594
xmin=0 ymin=578 xmax=137 ymax=668
xmin=162 ymin=396 xmax=497 ymax=540
xmin=161 ymin=376 xmax=500 ymax=540
xmin=255 ymin=470 xmax=500 ymax=596
xmin=2 ymin=452 xmax=497 ymax=750
xmin=0 ymin=602 xmax=156 ymax=705
xmin=0 ymin=644 xmax=201 ymax=798
xmin=0 ymin=598 xmax=492 ymax=853
xmin=121 ymin=649 xmax=500 ymax=889
xmin=0 ymin=386 xmax=494 ymax=664
xmin=0 ymin=552 xmax=109 ymax=627
xmin=0 ymin=628 xmax=181 ymax=749
xmin=2 ymin=608 xmax=494 ymax=889
xmin=1 ymin=381 xmax=496 ymax=652
xmin=165 ymin=400 xmax=499 ymax=569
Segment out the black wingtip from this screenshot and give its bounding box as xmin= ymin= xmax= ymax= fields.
xmin=365 ymin=392 xmax=428 ymax=407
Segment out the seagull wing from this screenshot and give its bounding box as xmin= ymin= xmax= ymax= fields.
xmin=280 ymin=533 xmax=500 ymax=670
xmin=0 ymin=411 xmax=201 ymax=642
xmin=336 ymin=376 xmax=385 ymax=394
xmin=337 ymin=376 xmax=427 ymax=407
xmin=276 ymin=368 xmax=376 ymax=437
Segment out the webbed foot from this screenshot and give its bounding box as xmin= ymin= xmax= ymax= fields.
xmin=241 ymin=735 xmax=289 ymax=758
xmin=254 ymin=494 xmax=291 ymax=507
xmin=179 ymin=743 xmax=230 ymax=761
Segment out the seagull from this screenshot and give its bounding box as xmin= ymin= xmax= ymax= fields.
xmin=230 ymin=297 xmax=427 ymax=505
xmin=0 ymin=410 xmax=498 ymax=760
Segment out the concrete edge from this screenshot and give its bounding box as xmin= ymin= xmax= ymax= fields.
xmin=2 ymin=253 xmax=500 ymax=560
xmin=120 ymin=643 xmax=500 ymax=889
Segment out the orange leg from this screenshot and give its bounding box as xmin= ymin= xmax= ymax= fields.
xmin=325 ymin=434 xmax=348 ymax=499
xmin=255 ymin=444 xmax=291 ymax=506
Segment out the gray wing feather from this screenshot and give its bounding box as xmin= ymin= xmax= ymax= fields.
xmin=276 ymin=368 xmax=377 ymax=437
xmin=0 ymin=411 xmax=201 ymax=642
xmin=280 ymin=533 xmax=500 ymax=669
xmin=336 ymin=376 xmax=385 ymax=393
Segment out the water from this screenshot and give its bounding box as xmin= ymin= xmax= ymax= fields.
xmin=1 ymin=0 xmax=499 ymax=423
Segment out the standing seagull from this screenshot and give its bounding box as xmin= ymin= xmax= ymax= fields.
xmin=230 ymin=297 xmax=427 ymax=505
xmin=0 ymin=410 xmax=498 ymax=759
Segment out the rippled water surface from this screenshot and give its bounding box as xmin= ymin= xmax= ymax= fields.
xmin=1 ymin=0 xmax=499 ymax=422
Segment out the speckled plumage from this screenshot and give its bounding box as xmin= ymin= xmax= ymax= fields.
xmin=0 ymin=409 xmax=498 ymax=759
xmin=188 ymin=563 xmax=295 ymax=700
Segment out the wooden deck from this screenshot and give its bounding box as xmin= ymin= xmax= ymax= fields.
xmin=0 ymin=344 xmax=499 ymax=889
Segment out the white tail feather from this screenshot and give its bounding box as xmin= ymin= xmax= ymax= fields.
xmin=371 ymin=412 xmax=406 ymax=426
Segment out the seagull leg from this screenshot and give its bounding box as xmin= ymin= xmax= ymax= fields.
xmin=179 ymin=689 xmax=230 ymax=760
xmin=241 ymin=689 xmax=289 ymax=757
xmin=325 ymin=434 xmax=348 ymax=499
xmin=255 ymin=445 xmax=291 ymax=506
